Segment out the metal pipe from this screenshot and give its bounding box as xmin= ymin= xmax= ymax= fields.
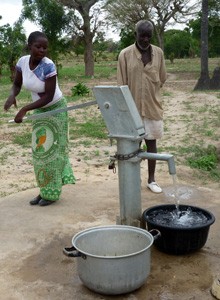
xmin=8 ymin=100 xmax=97 ymax=123
xmin=138 ymin=152 xmax=176 ymax=175
xmin=116 ymin=139 xmax=143 ymax=227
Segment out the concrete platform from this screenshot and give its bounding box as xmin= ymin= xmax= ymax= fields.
xmin=0 ymin=180 xmax=220 ymax=300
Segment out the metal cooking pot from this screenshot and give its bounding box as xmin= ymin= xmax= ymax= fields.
xmin=63 ymin=225 xmax=160 ymax=295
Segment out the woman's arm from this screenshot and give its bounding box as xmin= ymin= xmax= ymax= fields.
xmin=4 ymin=71 xmax=22 ymax=111
xmin=14 ymin=75 xmax=56 ymax=123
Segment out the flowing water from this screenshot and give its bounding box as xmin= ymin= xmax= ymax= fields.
xmin=149 ymin=174 xmax=209 ymax=228
xmin=171 ymin=174 xmax=179 ymax=212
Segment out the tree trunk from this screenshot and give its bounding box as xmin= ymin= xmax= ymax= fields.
xmin=194 ymin=0 xmax=210 ymax=90
xmin=154 ymin=27 xmax=164 ymax=50
xmin=84 ymin=35 xmax=94 ymax=76
xmin=0 ymin=63 xmax=2 ymax=82
xmin=159 ymin=32 xmax=164 ymax=51
xmin=210 ymin=67 xmax=220 ymax=89
xmin=80 ymin=6 xmax=95 ymax=76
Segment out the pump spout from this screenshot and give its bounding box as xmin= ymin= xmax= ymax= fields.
xmin=138 ymin=152 xmax=176 ymax=175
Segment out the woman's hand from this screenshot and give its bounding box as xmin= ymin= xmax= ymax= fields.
xmin=4 ymin=71 xmax=22 ymax=112
xmin=14 ymin=107 xmax=27 ymax=123
xmin=4 ymin=96 xmax=18 ymax=112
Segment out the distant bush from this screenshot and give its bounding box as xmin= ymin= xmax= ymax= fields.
xmin=71 ymin=83 xmax=90 ymax=96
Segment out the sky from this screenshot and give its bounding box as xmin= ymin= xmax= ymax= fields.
xmin=0 ymin=0 xmax=39 ymax=37
xmin=0 ymin=0 xmax=120 ymax=40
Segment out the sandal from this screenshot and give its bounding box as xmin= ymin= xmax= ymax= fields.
xmin=29 ymin=195 xmax=42 ymax=205
xmin=147 ymin=182 xmax=162 ymax=193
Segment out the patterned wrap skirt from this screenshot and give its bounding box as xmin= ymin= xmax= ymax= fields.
xmin=32 ymin=97 xmax=75 ymax=201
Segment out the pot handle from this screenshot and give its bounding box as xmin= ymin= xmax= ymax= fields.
xmin=149 ymin=229 xmax=161 ymax=241
xmin=63 ymin=246 xmax=85 ymax=258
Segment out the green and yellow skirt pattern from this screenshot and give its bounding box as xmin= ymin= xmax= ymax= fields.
xmin=32 ymin=97 xmax=75 ymax=201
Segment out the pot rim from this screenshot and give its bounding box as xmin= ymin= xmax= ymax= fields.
xmin=143 ymin=204 xmax=215 ymax=231
xmin=71 ymin=225 xmax=154 ymax=259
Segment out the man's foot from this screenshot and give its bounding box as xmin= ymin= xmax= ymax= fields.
xmin=29 ymin=195 xmax=42 ymax=205
xmin=39 ymin=199 xmax=56 ymax=206
xmin=147 ymin=182 xmax=162 ymax=193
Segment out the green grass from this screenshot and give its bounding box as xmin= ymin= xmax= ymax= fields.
xmin=13 ymin=132 xmax=32 ymax=148
xmin=0 ymin=150 xmax=14 ymax=164
xmin=57 ymin=62 xmax=117 ymax=81
xmin=187 ymin=145 xmax=220 ymax=181
xmin=70 ymin=115 xmax=108 ymax=139
xmin=165 ymin=58 xmax=220 ymax=73
xmin=58 ymin=65 xmax=86 ymax=80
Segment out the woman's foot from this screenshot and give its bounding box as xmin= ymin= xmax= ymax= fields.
xmin=39 ymin=199 xmax=56 ymax=206
xmin=29 ymin=195 xmax=42 ymax=205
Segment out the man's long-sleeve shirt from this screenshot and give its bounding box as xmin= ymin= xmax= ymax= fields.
xmin=117 ymin=44 xmax=167 ymax=121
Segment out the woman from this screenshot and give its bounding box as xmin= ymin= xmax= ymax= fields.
xmin=4 ymin=31 xmax=75 ymax=206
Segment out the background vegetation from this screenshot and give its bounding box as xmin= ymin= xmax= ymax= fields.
xmin=0 ymin=0 xmax=220 ymax=80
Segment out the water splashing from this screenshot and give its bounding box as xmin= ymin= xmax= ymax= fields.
xmin=148 ymin=207 xmax=209 ymax=228
xmin=149 ymin=176 xmax=210 ymax=228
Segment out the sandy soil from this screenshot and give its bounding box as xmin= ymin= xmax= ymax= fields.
xmin=0 ymin=71 xmax=219 ymax=198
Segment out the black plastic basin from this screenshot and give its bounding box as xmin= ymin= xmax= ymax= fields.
xmin=143 ymin=204 xmax=215 ymax=255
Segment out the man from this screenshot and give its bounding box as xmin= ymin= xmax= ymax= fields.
xmin=117 ymin=20 xmax=167 ymax=193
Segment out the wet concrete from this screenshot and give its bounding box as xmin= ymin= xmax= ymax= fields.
xmin=0 ymin=180 xmax=220 ymax=300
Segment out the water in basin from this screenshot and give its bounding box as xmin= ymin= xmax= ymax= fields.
xmin=148 ymin=207 xmax=209 ymax=228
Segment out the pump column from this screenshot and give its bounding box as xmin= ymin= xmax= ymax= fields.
xmin=116 ymin=138 xmax=143 ymax=227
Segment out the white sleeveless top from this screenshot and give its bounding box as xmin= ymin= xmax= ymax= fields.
xmin=16 ymin=55 xmax=62 ymax=107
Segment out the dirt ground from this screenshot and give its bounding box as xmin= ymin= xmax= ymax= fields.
xmin=1 ymin=70 xmax=220 ymax=300
xmin=0 ymin=71 xmax=219 ymax=197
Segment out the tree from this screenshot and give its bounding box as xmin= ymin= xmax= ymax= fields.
xmin=119 ymin=28 xmax=136 ymax=50
xmin=93 ymin=32 xmax=108 ymax=61
xmin=22 ymin=0 xmax=72 ymax=65
xmin=72 ymin=33 xmax=85 ymax=56
xmin=164 ymin=29 xmax=196 ymax=59
xmin=105 ymin=0 xmax=200 ymax=50
xmin=0 ymin=21 xmax=26 ymax=82
xmin=189 ymin=0 xmax=220 ymax=57
xmin=194 ymin=0 xmax=210 ymax=90
xmin=56 ymin=0 xmax=106 ymax=76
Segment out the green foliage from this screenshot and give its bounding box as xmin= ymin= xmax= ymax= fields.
xmin=22 ymin=0 xmax=72 ymax=64
xmin=169 ymin=52 xmax=175 ymax=63
xmin=189 ymin=1 xmax=220 ymax=58
xmin=0 ymin=21 xmax=26 ymax=81
xmin=119 ymin=28 xmax=135 ymax=50
xmin=187 ymin=145 xmax=218 ymax=171
xmin=0 ymin=67 xmax=11 ymax=85
xmin=164 ymin=29 xmax=197 ymax=59
xmin=71 ymin=83 xmax=90 ymax=96
xmin=93 ymin=32 xmax=108 ymax=61
xmin=71 ymin=32 xmax=85 ymax=57
xmin=74 ymin=45 xmax=85 ymax=56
